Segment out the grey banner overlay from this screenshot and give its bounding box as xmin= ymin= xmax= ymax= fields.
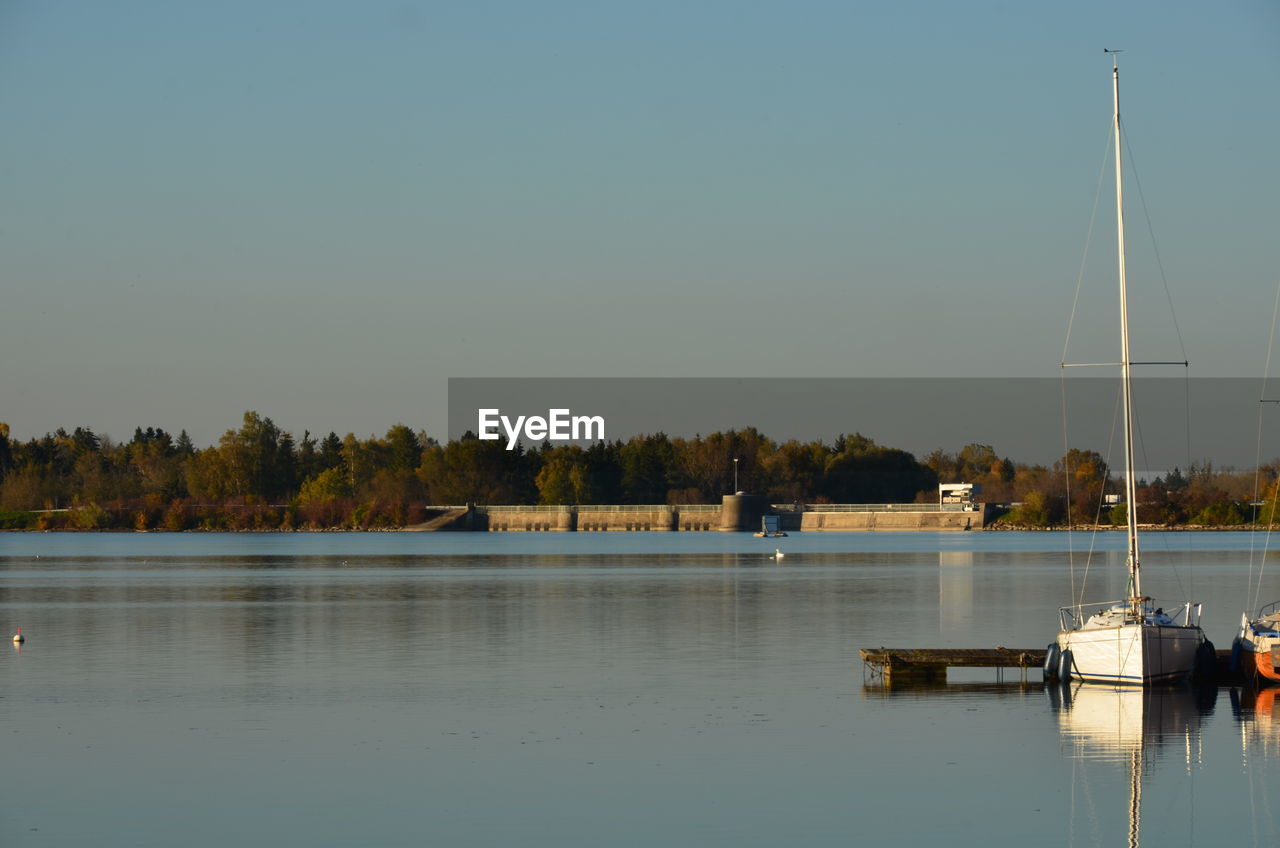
xmin=449 ymin=378 xmax=1277 ymax=472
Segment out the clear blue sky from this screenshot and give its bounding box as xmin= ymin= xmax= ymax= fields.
xmin=2 ymin=0 xmax=1277 ymax=447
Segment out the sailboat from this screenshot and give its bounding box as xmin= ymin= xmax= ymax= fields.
xmin=1231 ymin=290 xmax=1280 ymax=684
xmin=1234 ymin=604 xmax=1280 ymax=684
xmin=1048 ymin=54 xmax=1209 ymax=685
xmin=1233 ymin=473 xmax=1280 ymax=685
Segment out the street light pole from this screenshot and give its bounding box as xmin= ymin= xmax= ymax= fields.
xmin=733 ymin=457 xmax=739 ymax=493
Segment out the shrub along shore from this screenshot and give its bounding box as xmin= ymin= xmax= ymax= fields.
xmin=2 ymin=413 xmax=1276 ymax=532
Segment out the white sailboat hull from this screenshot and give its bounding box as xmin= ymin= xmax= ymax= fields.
xmin=1058 ymin=623 xmax=1202 ymax=685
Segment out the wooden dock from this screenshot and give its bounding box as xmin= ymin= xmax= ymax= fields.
xmin=860 ymin=648 xmax=1046 ymax=683
xmin=860 ymin=647 xmax=1242 ymax=685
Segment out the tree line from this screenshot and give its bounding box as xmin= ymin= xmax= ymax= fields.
xmin=0 ymin=412 xmax=1276 ymax=530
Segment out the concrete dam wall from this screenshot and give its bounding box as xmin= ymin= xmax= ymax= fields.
xmin=452 ymin=497 xmax=992 ymax=532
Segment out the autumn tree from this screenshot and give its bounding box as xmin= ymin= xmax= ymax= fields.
xmin=823 ymin=433 xmax=934 ymax=503
xmin=619 ymin=433 xmax=678 ymax=503
xmin=758 ymin=439 xmax=829 ymax=503
xmin=418 ymin=435 xmax=534 ymax=504
xmin=186 ymin=412 xmax=296 ymax=501
xmin=535 ymin=446 xmax=594 ymax=505
xmin=1055 ymin=448 xmax=1113 ymax=524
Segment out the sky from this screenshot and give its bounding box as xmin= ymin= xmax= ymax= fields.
xmin=2 ymin=0 xmax=1278 ymax=451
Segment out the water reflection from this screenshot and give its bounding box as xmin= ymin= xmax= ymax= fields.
xmin=861 ymin=679 xmax=1039 ymax=700
xmin=1232 ymin=686 xmax=1280 ymax=755
xmin=1051 ymin=684 xmax=1213 ymax=848
xmin=1230 ymin=687 xmax=1280 ymax=840
xmin=7 ymin=540 xmax=1280 ymax=846
xmin=938 ymin=551 xmax=974 ymax=634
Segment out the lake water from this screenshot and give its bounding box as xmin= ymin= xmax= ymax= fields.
xmin=2 ymin=530 xmax=1278 ymax=846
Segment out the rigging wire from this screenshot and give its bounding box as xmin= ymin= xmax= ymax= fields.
xmin=1121 ymin=128 xmax=1190 ymax=364
xmin=1248 ymin=278 xmax=1280 ymax=613
xmin=1062 ymin=122 xmax=1116 ymax=603
xmin=1182 ymin=371 xmax=1193 ymax=597
xmin=1080 ymin=379 xmax=1124 ymax=607
xmin=1131 ymin=378 xmax=1193 ymax=604
xmin=1062 ymin=373 xmax=1077 ymax=600
xmin=1062 ymin=122 xmax=1117 ymax=365
xmin=1124 ymin=122 xmax=1199 ymax=597
xmin=1115 ymin=115 xmax=1196 ymax=601
xmin=1096 ymin=381 xmax=1124 ymax=598
xmin=1060 ymin=368 xmax=1125 ymax=610
xmin=1064 ymin=376 xmax=1075 ymax=602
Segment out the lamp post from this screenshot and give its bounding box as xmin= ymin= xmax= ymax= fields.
xmin=733 ymin=457 xmax=739 ymax=493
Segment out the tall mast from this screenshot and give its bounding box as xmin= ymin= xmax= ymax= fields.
xmin=1111 ymin=53 xmax=1142 ymax=603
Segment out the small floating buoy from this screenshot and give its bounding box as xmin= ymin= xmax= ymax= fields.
xmin=13 ymin=628 xmax=24 ymax=644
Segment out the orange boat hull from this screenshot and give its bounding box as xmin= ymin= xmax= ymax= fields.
xmin=1235 ymin=636 xmax=1280 ymax=684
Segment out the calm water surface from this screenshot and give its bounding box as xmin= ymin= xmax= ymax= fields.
xmin=2 ymin=531 xmax=1278 ymax=846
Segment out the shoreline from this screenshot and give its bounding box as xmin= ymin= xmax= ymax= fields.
xmin=3 ymin=523 xmax=1268 ymax=533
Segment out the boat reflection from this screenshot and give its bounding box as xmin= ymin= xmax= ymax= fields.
xmin=1229 ymin=686 xmax=1280 ymax=838
xmin=1231 ymin=685 xmax=1280 ymax=756
xmin=1051 ymin=684 xmax=1213 ymax=848
xmin=860 ymin=680 xmax=1039 ymax=701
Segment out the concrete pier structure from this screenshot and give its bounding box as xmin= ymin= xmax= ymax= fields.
xmin=718 ymin=494 xmax=771 ymax=532
xmin=577 ymin=506 xmax=679 ymax=532
xmin=456 ymin=502 xmax=992 ymax=532
xmin=800 ymin=506 xmax=991 ymax=531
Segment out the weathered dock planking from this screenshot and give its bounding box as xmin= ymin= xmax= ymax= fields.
xmin=861 ymin=647 xmax=1242 ymax=685
xmin=860 ymin=648 xmax=1046 ymax=683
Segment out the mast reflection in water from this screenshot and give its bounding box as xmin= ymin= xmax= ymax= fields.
xmin=1051 ymin=685 xmax=1213 ymax=848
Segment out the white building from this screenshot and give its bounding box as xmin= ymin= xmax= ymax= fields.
xmin=938 ymin=483 xmax=981 ymax=510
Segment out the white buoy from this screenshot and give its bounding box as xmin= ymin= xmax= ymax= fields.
xmin=12 ymin=628 xmax=24 ymax=644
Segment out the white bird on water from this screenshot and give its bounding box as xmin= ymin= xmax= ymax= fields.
xmin=772 ymin=549 xmax=785 ymax=560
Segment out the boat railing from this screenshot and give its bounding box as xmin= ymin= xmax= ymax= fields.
xmin=1058 ymin=605 xmax=1095 ymax=631
xmin=1059 ymin=599 xmax=1202 ymax=630
xmin=1256 ymin=600 xmax=1280 ymax=619
xmin=1161 ymin=601 xmax=1202 ymax=627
